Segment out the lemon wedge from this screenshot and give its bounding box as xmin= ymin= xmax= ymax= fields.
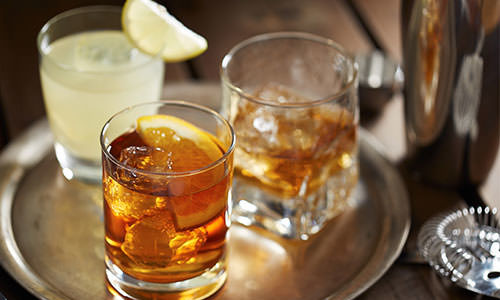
xmin=122 ymin=0 xmax=208 ymax=62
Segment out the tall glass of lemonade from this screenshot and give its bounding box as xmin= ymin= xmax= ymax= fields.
xmin=37 ymin=6 xmax=165 ymax=183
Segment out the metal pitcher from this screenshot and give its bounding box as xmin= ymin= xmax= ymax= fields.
xmin=402 ymin=0 xmax=499 ymax=188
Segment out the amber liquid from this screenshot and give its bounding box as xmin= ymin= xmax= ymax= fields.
xmin=103 ymin=130 xmax=230 ymax=283
xmin=232 ymin=86 xmax=357 ymax=198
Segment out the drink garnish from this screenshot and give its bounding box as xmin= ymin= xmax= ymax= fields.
xmin=122 ymin=0 xmax=207 ymax=62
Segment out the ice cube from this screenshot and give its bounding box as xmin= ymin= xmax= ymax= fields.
xmin=121 ymin=210 xmax=175 ymax=267
xmin=77 ymin=41 xmax=132 ymax=65
xmin=254 ymin=83 xmax=309 ymax=104
xmin=231 ymin=100 xmax=281 ymax=154
xmin=104 ymin=176 xmax=158 ymax=219
xmin=116 ymin=146 xmax=171 ymax=194
xmin=74 ymin=32 xmax=137 ymax=72
xmin=252 ymin=113 xmax=276 ymax=133
xmin=119 ymin=146 xmax=174 ymax=173
xmin=169 ymin=227 xmax=208 ymax=264
xmin=233 ymin=83 xmax=321 ymax=154
xmin=121 ymin=210 xmax=207 ymax=267
xmin=235 ymin=104 xmax=319 ymax=156
xmin=234 ymin=82 xmax=357 ymax=161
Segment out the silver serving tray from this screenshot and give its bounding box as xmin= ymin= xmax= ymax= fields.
xmin=0 ymin=118 xmax=410 ymax=300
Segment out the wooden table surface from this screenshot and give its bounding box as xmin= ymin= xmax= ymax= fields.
xmin=0 ymin=0 xmax=499 ymax=299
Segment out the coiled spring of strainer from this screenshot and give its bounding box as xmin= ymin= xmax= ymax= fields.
xmin=418 ymin=206 xmax=500 ymax=298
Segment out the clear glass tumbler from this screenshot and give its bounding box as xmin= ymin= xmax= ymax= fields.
xmin=37 ymin=6 xmax=165 ymax=183
xmin=221 ymin=32 xmax=359 ymax=240
xmin=101 ymin=101 xmax=235 ymax=300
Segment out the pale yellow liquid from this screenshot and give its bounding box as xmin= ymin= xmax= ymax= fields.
xmin=40 ymin=30 xmax=164 ymax=161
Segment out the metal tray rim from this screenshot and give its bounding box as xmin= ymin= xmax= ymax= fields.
xmin=331 ymin=131 xmax=410 ymax=299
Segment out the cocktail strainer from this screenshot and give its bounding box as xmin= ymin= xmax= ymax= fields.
xmin=418 ymin=207 xmax=500 ymax=298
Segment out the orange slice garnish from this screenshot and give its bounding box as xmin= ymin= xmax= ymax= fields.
xmin=136 ymin=114 xmax=228 ymax=229
xmin=136 ymin=115 xmax=222 ymax=164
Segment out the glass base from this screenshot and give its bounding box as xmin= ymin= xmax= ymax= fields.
xmin=105 ymin=256 xmax=227 ymax=300
xmin=231 ymin=162 xmax=358 ymax=240
xmin=54 ymin=143 xmax=101 ymax=184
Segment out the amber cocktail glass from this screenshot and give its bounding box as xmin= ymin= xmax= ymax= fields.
xmin=101 ymin=101 xmax=235 ymax=299
xmin=221 ymin=32 xmax=359 ymax=240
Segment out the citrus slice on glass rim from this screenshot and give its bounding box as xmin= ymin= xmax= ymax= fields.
xmin=136 ymin=114 xmax=228 ymax=229
xmin=122 ymin=0 xmax=208 ymax=62
xmin=136 ymin=114 xmax=222 ymax=163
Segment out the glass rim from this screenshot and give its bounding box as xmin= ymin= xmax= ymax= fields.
xmin=37 ymin=5 xmax=161 ymax=75
xmin=100 ymin=100 xmax=236 ymax=178
xmin=220 ymin=31 xmax=358 ymax=108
